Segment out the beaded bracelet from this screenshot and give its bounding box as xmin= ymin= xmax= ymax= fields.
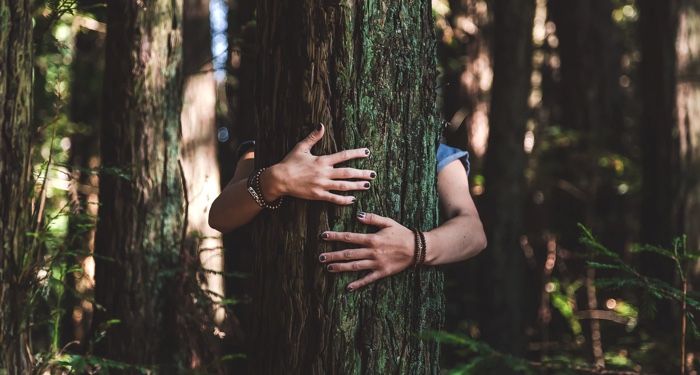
xmin=247 ymin=167 xmax=285 ymax=210
xmin=412 ymin=228 xmax=426 ymax=268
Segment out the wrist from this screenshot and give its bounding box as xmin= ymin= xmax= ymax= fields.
xmin=260 ymin=164 xmax=286 ymax=201
xmin=422 ymin=231 xmax=437 ymax=265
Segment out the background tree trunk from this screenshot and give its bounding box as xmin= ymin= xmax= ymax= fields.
xmin=179 ymin=0 xmax=227 ymax=368
xmin=250 ymin=0 xmax=443 ymax=373
xmin=637 ymin=0 xmax=680 ymax=333
xmin=478 ymin=0 xmax=534 ymax=360
xmin=221 ymin=0 xmax=258 ymax=359
xmin=677 ymin=0 xmax=700 ymax=259
xmin=61 ymin=22 xmax=104 ymax=353
xmin=92 ymin=0 xmax=187 ymax=369
xmin=0 ymin=1 xmax=36 ymax=372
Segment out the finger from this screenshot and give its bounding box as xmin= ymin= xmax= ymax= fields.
xmin=316 ymin=192 xmax=355 ymax=205
xmin=321 ymin=148 xmax=370 ymax=165
xmin=356 ymin=212 xmax=395 ymax=228
xmin=326 ymin=260 xmax=375 ymax=273
xmin=319 ymin=248 xmax=374 ymax=263
xmin=295 ymin=123 xmax=325 ymax=153
xmin=320 ymin=231 xmax=373 ymax=246
xmin=328 ymin=168 xmax=376 ymax=180
xmin=324 ymin=180 xmax=371 ymax=192
xmin=347 ymin=271 xmax=385 ymax=291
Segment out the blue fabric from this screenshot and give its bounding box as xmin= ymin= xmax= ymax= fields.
xmin=437 ymin=143 xmax=470 ymax=176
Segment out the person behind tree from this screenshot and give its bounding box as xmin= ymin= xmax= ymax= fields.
xmin=209 ymin=123 xmax=486 ymax=291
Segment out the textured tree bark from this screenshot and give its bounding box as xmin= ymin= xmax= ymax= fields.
xmin=92 ymin=0 xmax=188 ymax=370
xmin=0 ymin=1 xmax=36 ymax=372
xmin=250 ymin=1 xmax=443 ymax=373
xmin=478 ymin=0 xmax=534 ymax=360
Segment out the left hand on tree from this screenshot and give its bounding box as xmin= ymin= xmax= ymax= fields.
xmin=319 ymin=212 xmax=417 ymax=291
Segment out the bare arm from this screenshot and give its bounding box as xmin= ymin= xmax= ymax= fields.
xmin=423 ymin=157 xmax=487 ymax=265
xmin=208 ymin=124 xmax=377 ymax=233
xmin=318 ymin=158 xmax=487 ymax=291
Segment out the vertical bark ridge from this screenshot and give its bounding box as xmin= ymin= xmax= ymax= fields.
xmin=0 ymin=0 xmax=35 ymax=372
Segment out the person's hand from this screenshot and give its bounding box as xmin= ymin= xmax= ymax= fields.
xmin=318 ymin=212 xmax=416 ymax=291
xmin=261 ymin=123 xmax=375 ymax=205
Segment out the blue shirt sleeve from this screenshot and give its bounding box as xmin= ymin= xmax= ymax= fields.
xmin=437 ymin=143 xmax=470 ymax=176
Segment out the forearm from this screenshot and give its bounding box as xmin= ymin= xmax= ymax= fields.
xmin=209 ymin=163 xmax=285 ymax=233
xmin=423 ymin=214 xmax=487 ymax=266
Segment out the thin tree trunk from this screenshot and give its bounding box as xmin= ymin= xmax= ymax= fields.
xmin=61 ymin=23 xmax=104 ymax=353
xmin=0 ymin=1 xmax=36 ymax=372
xmin=92 ymin=0 xmax=186 ymax=369
xmin=250 ymin=1 xmax=443 ymax=373
xmin=479 ymin=0 xmax=534 ymax=360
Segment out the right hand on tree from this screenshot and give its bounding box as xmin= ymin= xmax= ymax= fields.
xmin=260 ymin=123 xmax=375 ymax=205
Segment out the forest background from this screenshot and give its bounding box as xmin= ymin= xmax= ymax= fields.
xmin=1 ymin=0 xmax=699 ymax=374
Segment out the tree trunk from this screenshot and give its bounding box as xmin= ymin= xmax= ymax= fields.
xmin=61 ymin=23 xmax=104 ymax=353
xmin=250 ymin=1 xmax=443 ymax=373
xmin=92 ymin=0 xmax=187 ymax=370
xmin=180 ymin=0 xmax=227 ymax=369
xmin=0 ymin=1 xmax=36 ymax=372
xmin=676 ymin=0 xmax=700 ymax=259
xmin=637 ymin=0 xmax=681 ymax=333
xmin=548 ymin=0 xmax=626 ymax=365
xmin=479 ymin=0 xmax=534 ymax=359
xmin=222 ymin=0 xmax=258 ymax=363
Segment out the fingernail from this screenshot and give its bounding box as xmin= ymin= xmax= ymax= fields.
xmin=346 ymin=285 xmax=354 ymax=292
xmin=327 ymin=265 xmax=334 ymax=271
xmin=370 ymin=172 xmax=376 ymax=179
xmin=317 ymin=123 xmax=323 ymax=131
xmin=357 ymin=211 xmax=366 ymax=219
xmin=319 ymin=255 xmax=326 ymax=262
xmin=364 ymin=182 xmax=370 ymax=188
xmin=364 ymin=148 xmax=370 ymax=155
xmin=351 ymin=197 xmax=356 ymax=203
xmin=320 ymin=232 xmax=329 ymax=239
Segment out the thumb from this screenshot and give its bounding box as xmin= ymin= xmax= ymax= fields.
xmin=296 ymin=123 xmax=325 ymax=153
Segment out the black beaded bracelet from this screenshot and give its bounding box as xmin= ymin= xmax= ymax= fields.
xmin=417 ymin=230 xmax=427 ymax=266
xmin=247 ymin=167 xmax=285 ymax=210
xmin=412 ymin=228 xmax=426 ymax=268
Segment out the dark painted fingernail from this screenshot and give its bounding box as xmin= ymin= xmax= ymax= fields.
xmin=317 ymin=123 xmax=323 ymax=131
xmin=327 ymin=265 xmax=334 ymax=271
xmin=357 ymin=211 xmax=366 ymax=219
xmin=364 ymin=182 xmax=370 ymax=189
xmin=364 ymin=148 xmax=370 ymax=155
xmin=346 ymin=285 xmax=354 ymax=292
xmin=320 ymin=232 xmax=329 ymax=239
xmin=319 ymin=255 xmax=326 ymax=262
xmin=370 ymin=172 xmax=376 ymax=179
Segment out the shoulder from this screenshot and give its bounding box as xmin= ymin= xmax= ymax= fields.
xmin=437 ymin=143 xmax=470 ymax=176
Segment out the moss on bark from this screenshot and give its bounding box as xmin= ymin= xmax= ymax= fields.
xmin=250 ymin=1 xmax=443 ymax=373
